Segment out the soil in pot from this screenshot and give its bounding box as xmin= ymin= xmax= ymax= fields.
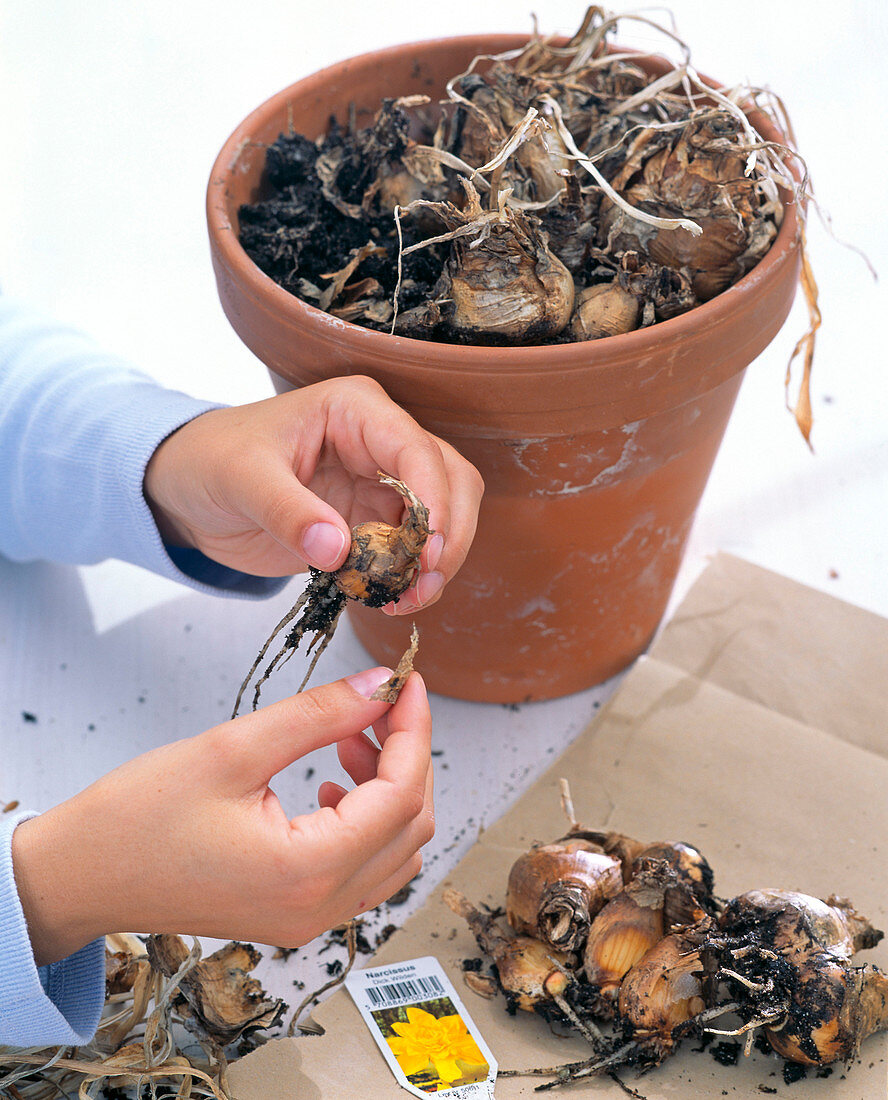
xmin=237 ymin=8 xmax=797 ymax=349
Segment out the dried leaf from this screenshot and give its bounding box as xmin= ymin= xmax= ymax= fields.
xmin=785 ymin=232 xmax=821 ymax=449
xmin=147 ymin=934 xmax=286 ymax=1046
xmin=318 ymin=242 xmax=386 ymax=310
xmin=371 ymin=624 xmax=420 ymax=701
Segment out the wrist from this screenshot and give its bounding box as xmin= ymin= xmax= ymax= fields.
xmin=11 ymin=809 xmax=107 ymax=966
xmin=144 ymin=429 xmax=199 ymax=549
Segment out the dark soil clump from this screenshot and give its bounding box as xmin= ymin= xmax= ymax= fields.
xmin=240 ymin=108 xmax=444 ymax=325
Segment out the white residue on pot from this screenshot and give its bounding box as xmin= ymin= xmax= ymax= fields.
xmin=537 ymin=478 xmax=601 ymax=496
xmin=588 ymin=420 xmax=642 ymax=489
xmin=317 ymin=312 xmax=349 ymax=331
xmin=523 ymin=421 xmax=646 ymax=496
xmin=514 ymin=594 xmax=558 ymax=619
xmin=585 ymin=511 xmax=658 ymax=566
xmin=633 ymin=525 xmax=685 ymax=594
xmin=504 ymin=439 xmax=548 ymax=477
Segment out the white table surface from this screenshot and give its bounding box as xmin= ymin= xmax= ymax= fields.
xmin=2 ymin=0 xmax=886 ymax=1015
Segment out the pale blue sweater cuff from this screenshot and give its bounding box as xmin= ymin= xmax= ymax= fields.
xmin=0 ymin=296 xmax=285 ymax=598
xmin=0 ymin=812 xmax=105 ymax=1047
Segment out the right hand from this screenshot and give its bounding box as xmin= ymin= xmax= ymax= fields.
xmin=144 ymin=377 xmax=485 ymax=614
xmin=11 ymin=668 xmax=434 ymax=966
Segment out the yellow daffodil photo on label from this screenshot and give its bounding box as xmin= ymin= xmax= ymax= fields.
xmin=374 ymin=1000 xmax=489 ymax=1092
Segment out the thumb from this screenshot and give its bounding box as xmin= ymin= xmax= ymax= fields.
xmin=210 ymin=666 xmax=395 ymax=790
xmin=240 ymin=461 xmax=351 ymax=572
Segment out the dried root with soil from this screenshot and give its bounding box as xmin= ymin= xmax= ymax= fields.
xmin=232 ymin=472 xmax=429 ymax=716
xmin=446 ymin=781 xmax=888 ymax=1089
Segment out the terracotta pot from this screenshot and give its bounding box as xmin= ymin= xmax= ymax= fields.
xmin=207 ymin=35 xmax=801 ymax=703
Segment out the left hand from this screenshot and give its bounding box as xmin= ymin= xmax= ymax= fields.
xmin=144 ymin=376 xmax=484 ymax=614
xmin=12 ymin=668 xmax=434 ymax=964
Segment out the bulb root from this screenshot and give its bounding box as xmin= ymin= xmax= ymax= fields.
xmin=232 ymin=473 xmax=429 ymax=714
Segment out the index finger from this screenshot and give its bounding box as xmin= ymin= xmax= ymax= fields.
xmin=208 ymin=667 xmax=394 ymax=790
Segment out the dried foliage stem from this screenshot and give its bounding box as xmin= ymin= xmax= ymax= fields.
xmin=785 ymin=231 xmax=821 ymax=449
xmin=0 ymin=939 xmax=236 ymax=1100
xmin=538 ymin=94 xmax=702 ymax=238
xmin=287 ymin=921 xmax=359 ymax=1037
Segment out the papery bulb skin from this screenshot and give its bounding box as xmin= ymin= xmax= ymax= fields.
xmin=444 ymin=888 xmax=574 ymax=1012
xmin=447 ymin=228 xmax=576 ymax=344
xmin=765 ymin=960 xmax=888 ymax=1066
xmin=507 ymin=838 xmax=624 ymax=953
xmin=333 ymin=475 xmax=430 ymax=607
xmin=570 ymin=283 xmax=641 ymax=340
xmin=583 ymin=888 xmax=665 ymax=1009
xmin=720 ymin=890 xmax=883 ymax=959
xmin=617 ymin=928 xmax=709 ymax=1062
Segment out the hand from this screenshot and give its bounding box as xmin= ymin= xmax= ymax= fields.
xmin=11 ymin=668 xmax=434 ymax=967
xmin=143 ymin=377 xmax=484 ymax=615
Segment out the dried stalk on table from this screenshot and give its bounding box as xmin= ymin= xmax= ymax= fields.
xmin=0 ymin=934 xmax=285 ymax=1100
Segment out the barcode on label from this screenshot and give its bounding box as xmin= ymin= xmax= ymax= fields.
xmin=366 ymin=974 xmax=445 ymax=1007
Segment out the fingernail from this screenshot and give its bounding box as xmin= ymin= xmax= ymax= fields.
xmin=414 ymin=571 xmax=444 ymax=607
xmin=426 ymin=533 xmax=444 ymax=572
xmin=346 ymin=666 xmax=394 ymax=699
xmin=302 ymin=522 xmax=347 ymax=570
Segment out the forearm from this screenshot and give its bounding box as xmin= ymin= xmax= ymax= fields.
xmin=0 ymin=297 xmax=284 ymax=596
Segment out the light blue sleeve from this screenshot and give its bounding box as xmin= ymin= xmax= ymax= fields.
xmin=0 ymin=296 xmax=286 ymax=597
xmin=0 ymin=812 xmax=105 ymax=1047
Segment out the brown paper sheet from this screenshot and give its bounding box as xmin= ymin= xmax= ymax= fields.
xmin=650 ymin=553 xmax=888 ymax=757
xmin=228 ymin=554 xmax=888 ymax=1098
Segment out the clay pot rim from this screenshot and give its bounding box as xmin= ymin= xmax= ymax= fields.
xmin=207 ymin=32 xmax=801 ymax=377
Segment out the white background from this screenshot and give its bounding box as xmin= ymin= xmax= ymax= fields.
xmin=2 ymin=0 xmax=886 ymax=1015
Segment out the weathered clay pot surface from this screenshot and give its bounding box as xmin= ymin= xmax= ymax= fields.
xmin=207 ymin=35 xmax=801 ymax=702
